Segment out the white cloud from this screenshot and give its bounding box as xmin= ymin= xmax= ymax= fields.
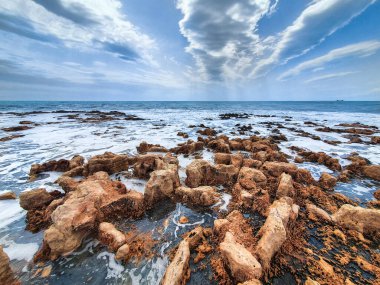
xmin=0 ymin=0 xmax=155 ymax=63
xmin=304 ymin=71 xmax=359 ymax=83
xmin=177 ymin=0 xmax=278 ymax=81
xmin=251 ymin=0 xmax=376 ymax=77
xmin=279 ymin=40 xmax=380 ymax=80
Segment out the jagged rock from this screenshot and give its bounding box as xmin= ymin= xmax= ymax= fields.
xmin=238 ymin=280 xmax=262 ymax=285
xmin=115 ymin=244 xmax=130 ymax=261
xmin=277 ymin=173 xmax=294 ymax=198
xmin=0 ymin=246 xmax=19 ymax=285
xmin=362 ymin=165 xmax=380 ymax=181
xmin=305 ymin=277 xmax=321 ymax=285
xmin=213 ymin=219 xmax=229 ymax=235
xmin=306 ymin=203 xmax=332 ymax=222
xmin=133 ymin=154 xmax=167 ymax=178
xmin=214 ymin=153 xmax=244 ymax=168
xmin=0 ymin=191 xmax=16 ymax=200
xmin=238 ymin=167 xmax=267 ymax=189
xmin=214 ymin=164 xmax=239 ymax=186
xmin=56 ymin=176 xmax=80 ymax=193
xmin=62 ymin=166 xmax=84 ymax=177
xmin=318 ymin=172 xmax=337 ymax=190
xmin=29 ymin=155 xmax=84 ymax=179
xmin=39 ymin=172 xmax=144 ymax=260
xmin=262 ymin=162 xmax=297 ymax=177
xmin=136 ymin=141 xmax=168 ymax=153
xmin=220 ymin=232 xmax=262 ymax=282
xmin=183 ymin=226 xmax=205 ymax=249
xmin=255 ymin=197 xmax=299 ymax=269
xmin=144 ymin=165 xmax=180 ymax=207
xmin=332 ymin=204 xmax=380 ymax=235
xmin=374 ymin=189 xmax=380 ymax=200
xmin=98 ymin=222 xmax=126 ymax=251
xmin=208 ymin=139 xmax=230 ymax=153
xmin=170 ymin=140 xmax=204 ymax=155
xmin=185 ymin=159 xmax=213 ymax=187
xmin=175 ymin=186 xmax=220 ymax=206
xmin=197 ymin=128 xmax=217 ymax=136
xmin=19 ymin=188 xmax=54 ymax=210
xmin=161 ymin=240 xmax=190 ymax=285
xmin=83 ymin=152 xmax=129 ymax=176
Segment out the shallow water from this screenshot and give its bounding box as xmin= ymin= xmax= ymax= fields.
xmin=0 ymin=101 xmax=379 ymax=284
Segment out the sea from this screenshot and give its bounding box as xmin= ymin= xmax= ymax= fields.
xmin=0 ymin=101 xmax=379 ymax=284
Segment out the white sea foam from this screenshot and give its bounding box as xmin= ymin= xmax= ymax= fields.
xmin=3 ymin=242 xmax=39 ymax=261
xmin=0 ymin=200 xmax=24 ymax=229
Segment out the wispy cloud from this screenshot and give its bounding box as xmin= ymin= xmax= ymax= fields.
xmin=304 ymin=71 xmax=359 ymax=84
xmin=251 ymin=0 xmax=376 ymax=77
xmin=279 ymin=40 xmax=380 ymax=81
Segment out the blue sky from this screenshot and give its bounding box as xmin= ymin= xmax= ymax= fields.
xmin=0 ymin=0 xmax=379 ymax=100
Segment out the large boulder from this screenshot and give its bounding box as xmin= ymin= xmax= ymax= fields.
xmin=362 ymin=165 xmax=380 ymax=181
xmin=238 ymin=167 xmax=267 ymax=189
xmin=19 ymin=188 xmax=54 ymax=210
xmin=185 ymin=159 xmax=214 ymax=188
xmin=214 ymin=164 xmax=239 ymax=186
xmin=318 ymin=172 xmax=337 ymax=191
xmin=220 ymin=232 xmax=262 ymax=282
xmin=83 ymin=152 xmax=129 ymax=176
xmin=175 ymin=186 xmax=220 ymax=206
xmin=0 ymin=246 xmax=19 ymax=285
xmin=161 ymin=240 xmax=190 ymax=285
xmin=332 ymin=204 xmax=380 ymax=235
xmin=255 ymin=197 xmax=299 ymax=269
xmin=133 ymin=154 xmax=167 ymax=178
xmin=40 ymin=172 xmax=144 ymax=260
xmin=261 ymin=162 xmax=297 ymax=177
xmin=276 ymin=173 xmax=294 ymax=198
xmin=144 ymin=165 xmax=180 ymax=207
xmin=98 ymin=222 xmax=126 ymax=251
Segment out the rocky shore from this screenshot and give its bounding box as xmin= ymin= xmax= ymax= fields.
xmin=1 ymin=119 xmax=379 ymax=285
xmin=0 ymin=108 xmax=380 ymax=285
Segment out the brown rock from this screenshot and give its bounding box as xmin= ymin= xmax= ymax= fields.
xmin=175 ymin=186 xmax=220 ymax=206
xmin=84 ymin=152 xmax=128 ymax=176
xmin=318 ymin=172 xmax=337 ymax=190
xmin=185 ymin=159 xmax=213 ymax=188
xmin=255 ymin=197 xmax=299 ymax=269
xmin=305 ymin=277 xmax=321 ymax=285
xmin=56 ymin=176 xmax=80 ymax=193
xmin=214 ymin=153 xmax=231 ymax=165
xmin=208 ymin=139 xmax=230 ymax=153
xmin=115 ymin=244 xmax=130 ymax=261
xmin=362 ymin=165 xmax=380 ymax=181
xmin=276 ymin=172 xmax=294 ymax=198
xmin=306 ymin=203 xmax=332 ymax=222
xmin=220 ymin=232 xmax=262 ymax=282
xmin=238 ymin=167 xmax=267 ymax=189
xmin=133 ymin=154 xmax=167 ymax=178
xmin=144 ymin=165 xmax=180 ymax=207
xmin=332 ymin=204 xmax=380 ymax=236
xmin=238 ymin=280 xmax=262 ymax=285
xmin=262 ymin=162 xmax=297 ymax=177
xmin=214 ymin=164 xmax=239 ymax=186
xmin=0 ymin=191 xmax=16 ymax=200
xmin=161 ymin=240 xmax=190 ymax=285
xmin=170 ymin=140 xmax=204 ymax=155
xmin=98 ymin=222 xmax=126 ymax=251
xmin=374 ymin=189 xmax=380 ymax=200
xmin=179 ymin=216 xmax=189 ymax=224
xmin=136 ymin=141 xmax=168 ymax=153
xmin=19 ymin=188 xmax=54 ymax=210
xmin=183 ymin=226 xmax=205 ymax=249
xmin=0 ymin=246 xmax=19 ymax=285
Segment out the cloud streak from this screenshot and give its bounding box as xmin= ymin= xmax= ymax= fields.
xmin=279 ymin=40 xmax=380 ymax=80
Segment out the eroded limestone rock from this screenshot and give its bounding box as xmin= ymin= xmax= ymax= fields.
xmin=161 ymin=240 xmax=190 ymax=285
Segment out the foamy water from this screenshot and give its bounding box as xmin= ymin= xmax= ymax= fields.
xmin=0 ymin=101 xmax=379 ymax=284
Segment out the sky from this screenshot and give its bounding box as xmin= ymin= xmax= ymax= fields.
xmin=0 ymin=0 xmax=379 ymax=101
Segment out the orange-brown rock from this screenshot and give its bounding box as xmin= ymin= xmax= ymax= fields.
xmin=318 ymin=172 xmax=337 ymax=190
xmin=0 ymin=191 xmax=16 ymax=200
xmin=306 ymin=203 xmax=332 ymax=222
xmin=98 ymin=222 xmax=126 ymax=251
xmin=214 ymin=153 xmax=244 ymax=167
xmin=220 ymin=231 xmax=262 ymax=282
xmin=175 ymin=186 xmax=220 ymax=206
xmin=208 ymin=139 xmax=231 ymax=153
xmin=238 ymin=280 xmax=262 ymax=285
xmin=161 ymin=240 xmax=190 ymax=285
xmin=29 ymin=155 xmax=84 ymax=179
xmin=332 ymin=204 xmax=380 ymax=236
xmin=362 ymin=165 xmax=380 ymax=181
xmin=115 ymin=244 xmax=130 ymax=261
xmin=0 ymin=246 xmax=19 ymax=285
xmin=238 ymin=167 xmax=267 ymax=189
xmin=213 ymin=164 xmax=239 ymax=186
xmin=83 ymin=152 xmax=128 ymax=176
xmin=276 ymin=172 xmax=294 ymax=198
xmin=144 ymin=165 xmax=180 ymax=207
xmin=185 ymin=159 xmax=213 ymax=187
xmin=56 ymin=176 xmax=80 ymax=193
xmin=255 ymin=197 xmax=299 ymax=269
xmin=133 ymin=154 xmax=168 ymax=178
xmin=19 ymin=188 xmax=54 ymax=210
xmin=40 ymin=172 xmax=144 ymax=260
xmin=261 ymin=161 xmax=297 ymax=177
xmin=374 ymin=189 xmax=380 ymax=200
xmin=170 ymin=140 xmax=204 ymax=155
xmin=136 ymin=141 xmax=168 ymax=153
